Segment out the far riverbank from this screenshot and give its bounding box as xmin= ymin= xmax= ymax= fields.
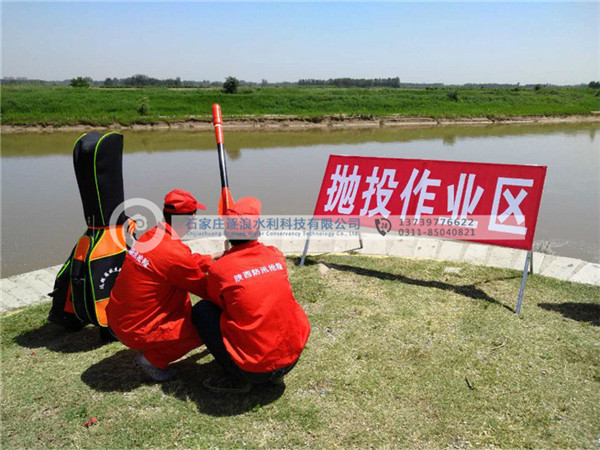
xmin=3 ymin=113 xmax=600 ymax=134
xmin=3 ymin=85 xmax=600 ymax=132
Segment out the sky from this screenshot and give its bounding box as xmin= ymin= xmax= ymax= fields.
xmin=1 ymin=2 xmax=598 ymax=84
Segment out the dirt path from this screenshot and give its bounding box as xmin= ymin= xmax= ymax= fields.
xmin=2 ymin=114 xmax=600 ymax=134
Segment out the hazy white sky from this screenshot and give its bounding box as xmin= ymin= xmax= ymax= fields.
xmin=2 ymin=2 xmax=598 ymax=84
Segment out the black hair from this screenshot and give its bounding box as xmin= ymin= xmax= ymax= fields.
xmin=228 ymin=239 xmax=256 ymax=247
xmin=163 ymin=209 xmax=196 ymax=226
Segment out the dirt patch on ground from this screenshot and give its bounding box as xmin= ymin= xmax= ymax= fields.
xmin=2 ymin=114 xmax=600 ymax=134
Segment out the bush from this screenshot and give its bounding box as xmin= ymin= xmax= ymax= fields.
xmin=222 ymin=76 xmax=239 ymax=94
xmin=137 ymin=96 xmax=150 ymax=115
xmin=70 ymin=77 xmax=91 ymax=88
xmin=534 ymin=84 xmax=542 ymax=91
xmin=447 ymin=91 xmax=459 ymax=101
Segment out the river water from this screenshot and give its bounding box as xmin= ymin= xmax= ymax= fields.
xmin=1 ymin=123 xmax=598 ymax=277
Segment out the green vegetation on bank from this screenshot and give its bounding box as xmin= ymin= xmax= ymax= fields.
xmin=2 ymin=255 xmax=599 ymax=448
xmin=2 ymin=85 xmax=599 ymax=127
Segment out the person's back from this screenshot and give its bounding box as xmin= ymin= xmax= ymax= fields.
xmin=107 ymin=189 xmax=212 ymax=381
xmin=206 ymin=240 xmax=310 ymax=372
xmin=191 ymin=196 xmax=310 ymax=393
xmin=108 ymin=222 xmax=210 ymax=347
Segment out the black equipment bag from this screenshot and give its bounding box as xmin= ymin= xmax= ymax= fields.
xmin=49 ymin=132 xmax=133 ymax=330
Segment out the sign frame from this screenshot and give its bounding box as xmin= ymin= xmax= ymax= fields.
xmin=300 ymin=155 xmax=547 ymax=314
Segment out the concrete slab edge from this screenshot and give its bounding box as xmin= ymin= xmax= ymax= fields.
xmin=1 ymin=237 xmax=598 ymax=314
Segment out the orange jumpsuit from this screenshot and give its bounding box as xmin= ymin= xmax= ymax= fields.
xmin=205 ymin=241 xmax=310 ymax=373
xmin=107 ymin=222 xmax=211 ymax=369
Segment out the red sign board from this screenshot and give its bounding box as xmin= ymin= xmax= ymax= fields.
xmin=313 ymin=155 xmax=547 ymax=250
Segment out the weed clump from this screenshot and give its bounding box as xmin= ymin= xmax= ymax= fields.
xmin=137 ymin=96 xmax=150 ymax=115
xmin=447 ymin=91 xmax=459 ymax=101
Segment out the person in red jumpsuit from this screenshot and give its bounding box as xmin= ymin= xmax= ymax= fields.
xmin=191 ymin=196 xmax=310 ymax=393
xmin=107 ymin=189 xmax=217 ymax=382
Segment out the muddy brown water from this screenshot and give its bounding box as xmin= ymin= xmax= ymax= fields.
xmin=1 ymin=123 xmax=598 ymax=277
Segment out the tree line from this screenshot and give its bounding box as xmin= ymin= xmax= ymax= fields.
xmin=102 ymin=75 xmax=223 ymax=88
xmin=2 ymin=76 xmax=598 ymax=90
xmin=298 ymin=77 xmax=401 ymax=88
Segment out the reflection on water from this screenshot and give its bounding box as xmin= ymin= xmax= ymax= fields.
xmin=1 ymin=123 xmax=599 ymax=276
xmin=3 ymin=123 xmax=599 ymax=157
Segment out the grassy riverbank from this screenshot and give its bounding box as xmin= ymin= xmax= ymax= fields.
xmin=2 ymin=85 xmax=600 ymax=127
xmin=2 ymin=255 xmax=599 ymax=448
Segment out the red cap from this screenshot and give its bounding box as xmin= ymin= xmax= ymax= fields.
xmin=164 ymin=189 xmax=206 ymax=214
xmin=226 ymin=197 xmax=262 ymax=217
xmin=225 ymin=197 xmax=262 ymax=239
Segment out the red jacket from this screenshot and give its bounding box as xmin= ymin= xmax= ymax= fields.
xmin=205 ymin=241 xmax=310 ymax=372
xmin=107 ymin=222 xmax=212 ymax=347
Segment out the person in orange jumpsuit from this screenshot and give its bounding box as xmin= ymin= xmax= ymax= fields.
xmin=191 ymin=197 xmax=311 ymax=393
xmin=107 ymin=189 xmax=216 ymax=381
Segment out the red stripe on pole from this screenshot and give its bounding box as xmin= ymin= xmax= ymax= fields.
xmin=212 ymin=103 xmax=224 ymax=144
xmin=218 ymin=187 xmax=234 ymax=216
xmin=212 ymin=104 xmax=222 ymax=124
xmin=215 ymin=125 xmax=224 ymax=144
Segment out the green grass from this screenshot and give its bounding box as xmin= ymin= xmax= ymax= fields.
xmin=2 ymin=85 xmax=600 ymax=127
xmin=2 ymin=255 xmax=599 ymax=448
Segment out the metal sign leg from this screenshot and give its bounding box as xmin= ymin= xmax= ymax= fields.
xmin=516 ymin=250 xmax=532 ymax=314
xmin=299 ymin=234 xmax=311 ymax=267
xmin=529 ymin=250 xmax=534 ymax=275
